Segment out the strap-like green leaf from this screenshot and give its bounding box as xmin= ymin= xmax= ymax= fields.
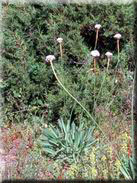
xmin=120 ymin=166 xmax=131 ymax=179
xmin=43 ymin=148 xmax=56 ymax=156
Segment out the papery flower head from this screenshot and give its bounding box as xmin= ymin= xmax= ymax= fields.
xmin=114 ymin=33 xmax=122 ymax=39
xmin=44 ymin=124 xmax=48 ymax=128
xmin=105 ymin=52 xmax=113 ymax=58
xmin=95 ymin=24 xmax=101 ymax=30
xmin=57 ymin=37 xmax=63 ymax=43
xmin=115 ymin=79 xmax=118 ymax=84
xmin=90 ymin=50 xmax=100 ymax=57
xmin=45 ymin=55 xmax=55 ymax=63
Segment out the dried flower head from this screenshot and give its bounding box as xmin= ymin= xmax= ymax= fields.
xmin=57 ymin=37 xmax=63 ymax=43
xmin=90 ymin=50 xmax=100 ymax=57
xmin=44 ymin=124 xmax=48 ymax=128
xmin=95 ymin=24 xmax=101 ymax=30
xmin=114 ymin=33 xmax=122 ymax=40
xmin=105 ymin=52 xmax=113 ymax=59
xmin=45 ymin=55 xmax=55 ymax=63
xmin=115 ymin=79 xmax=118 ymax=84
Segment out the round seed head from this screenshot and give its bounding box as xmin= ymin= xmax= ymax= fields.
xmin=114 ymin=33 xmax=122 ymax=40
xmin=115 ymin=79 xmax=118 ymax=84
xmin=95 ymin=24 xmax=101 ymax=30
xmin=57 ymin=37 xmax=63 ymax=43
xmin=45 ymin=55 xmax=55 ymax=63
xmin=90 ymin=50 xmax=100 ymax=57
xmin=44 ymin=124 xmax=48 ymax=128
xmin=105 ymin=52 xmax=113 ymax=59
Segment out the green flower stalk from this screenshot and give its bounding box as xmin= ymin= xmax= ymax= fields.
xmin=57 ymin=37 xmax=63 ymax=59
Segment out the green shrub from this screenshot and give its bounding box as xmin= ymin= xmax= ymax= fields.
xmin=2 ymin=3 xmax=134 ymax=126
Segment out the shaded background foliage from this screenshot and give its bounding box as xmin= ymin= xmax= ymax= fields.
xmin=2 ymin=3 xmax=134 ymax=127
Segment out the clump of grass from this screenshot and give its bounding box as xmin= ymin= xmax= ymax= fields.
xmin=40 ymin=118 xmax=96 ymax=163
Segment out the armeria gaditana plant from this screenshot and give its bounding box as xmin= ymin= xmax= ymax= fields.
xmin=45 ymin=55 xmax=125 ymax=171
xmin=94 ymin=24 xmax=101 ymax=49
xmin=90 ymin=50 xmax=100 ymax=73
xmin=57 ymin=37 xmax=63 ymax=59
xmin=105 ymin=51 xmax=113 ymax=72
xmin=45 ymin=55 xmax=106 ymax=138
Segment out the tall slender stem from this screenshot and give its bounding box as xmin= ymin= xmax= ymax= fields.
xmin=94 ymin=58 xmax=96 ymax=73
xmin=115 ymin=40 xmax=120 ymax=69
xmin=60 ymin=43 xmax=63 ymax=58
xmin=117 ymin=39 xmax=120 ymax=54
xmin=50 ymin=60 xmax=106 ymax=136
xmin=107 ymin=58 xmax=110 ymax=72
xmin=95 ymin=29 xmax=99 ymax=49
